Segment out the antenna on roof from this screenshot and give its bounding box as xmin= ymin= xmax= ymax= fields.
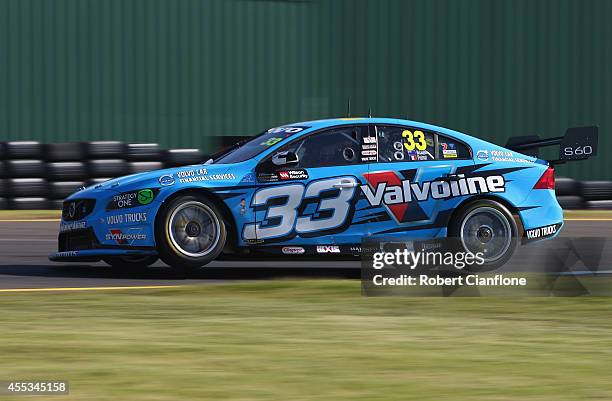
xmin=346 ymin=97 xmax=351 ymax=117
xmin=368 ymin=107 xmax=372 ymax=118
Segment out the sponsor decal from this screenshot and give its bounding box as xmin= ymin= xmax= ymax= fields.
xmin=361 ymin=135 xmax=378 ymax=162
xmin=244 ymin=238 xmax=265 ymax=244
xmin=105 ymin=212 xmax=148 ymax=226
xmin=239 ymin=199 xmax=247 ymax=216
xmin=159 ymin=174 xmax=175 ymax=186
xmin=490 ymin=149 xmax=535 ymax=164
xmin=240 ymin=173 xmax=256 ymax=184
xmin=407 ymin=150 xmax=431 ymax=161
xmin=267 ymin=126 xmax=306 ymax=134
xmin=137 ymin=189 xmax=155 ymax=205
xmin=107 ymin=189 xmax=159 ymax=210
xmin=257 ymin=169 xmax=308 ymax=183
xmin=60 ymin=220 xmax=87 ymax=233
xmin=176 ymin=168 xmax=236 ymax=183
xmin=105 ymin=228 xmax=147 ymax=245
xmin=55 ymin=251 xmax=79 ymax=258
xmin=524 ymin=223 xmax=560 ymax=241
xmin=279 ymin=169 xmax=308 ymax=180
xmin=476 ymin=150 xmax=489 ymax=161
xmin=361 ymin=171 xmax=505 ymax=222
xmin=316 ymin=245 xmax=340 ymax=253
xmin=441 ymin=143 xmax=457 ymax=158
xmin=257 ymin=172 xmax=279 ymax=183
xmin=282 ymin=246 xmax=305 ymax=255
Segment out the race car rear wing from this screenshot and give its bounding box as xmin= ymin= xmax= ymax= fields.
xmin=505 ymin=126 xmax=598 ymax=165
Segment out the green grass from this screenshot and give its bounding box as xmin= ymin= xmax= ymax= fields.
xmin=1 ymin=281 xmax=612 ymax=400
xmin=0 ymin=210 xmax=61 ymax=219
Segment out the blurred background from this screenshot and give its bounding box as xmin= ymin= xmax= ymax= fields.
xmin=0 ymin=0 xmax=611 ymax=207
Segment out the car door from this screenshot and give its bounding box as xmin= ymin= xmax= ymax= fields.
xmin=365 ymin=124 xmax=475 ymax=239
xmin=245 ymin=125 xmax=371 ymax=249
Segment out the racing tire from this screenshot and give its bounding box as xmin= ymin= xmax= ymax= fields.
xmin=0 ymin=161 xmax=5 ymax=178
xmin=129 ymin=161 xmax=164 ymax=174
xmin=49 ymin=181 xmax=86 ymax=199
xmin=126 ymin=143 xmax=162 ymax=161
xmin=557 ymin=195 xmax=585 ymax=210
xmin=4 ymin=141 xmax=43 ymax=159
xmin=163 ymin=149 xmax=205 ymax=167
xmin=44 ymin=142 xmax=85 ymax=162
xmin=155 ymin=194 xmax=227 ymax=271
xmin=0 ymin=197 xmax=7 ymax=209
xmin=102 ymin=255 xmax=159 ymax=270
xmin=8 ymin=178 xmax=48 ymax=197
xmin=581 ymin=181 xmax=612 ymax=201
xmin=0 ymin=179 xmax=6 ymax=197
xmin=47 ymin=162 xmax=87 ymax=180
xmin=85 ymin=141 xmax=126 ymax=159
xmin=5 ymin=160 xmax=45 ymax=178
xmin=448 ymin=199 xmax=519 ymax=271
xmin=555 ymin=177 xmax=581 ymax=196
xmin=10 ymin=197 xmax=49 ymax=210
xmin=49 ymin=199 xmax=63 ymax=210
xmin=88 ymin=159 xmax=128 ymax=178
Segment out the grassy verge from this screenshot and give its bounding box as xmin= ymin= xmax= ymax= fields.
xmin=1 ymin=281 xmax=612 ymax=400
xmin=0 ymin=210 xmax=61 ymax=220
xmin=1 ymin=209 xmax=611 ymax=221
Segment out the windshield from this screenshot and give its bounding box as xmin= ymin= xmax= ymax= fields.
xmin=213 ymin=126 xmax=309 ymax=164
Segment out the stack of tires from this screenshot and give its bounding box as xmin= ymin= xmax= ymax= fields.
xmin=581 ymin=181 xmax=612 ymax=209
xmin=1 ymin=141 xmax=49 ymax=210
xmin=0 ymin=141 xmax=205 ymax=210
xmin=555 ymin=177 xmax=584 ymax=209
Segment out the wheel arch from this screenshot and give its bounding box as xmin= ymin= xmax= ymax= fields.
xmin=448 ymin=194 xmax=525 ymax=236
xmin=154 ymin=187 xmax=238 ymax=250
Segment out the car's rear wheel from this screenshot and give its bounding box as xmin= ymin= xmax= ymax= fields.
xmin=155 ymin=194 xmax=227 ymax=271
xmin=448 ymin=199 xmax=518 ymax=270
xmin=102 ymin=255 xmax=159 ymax=269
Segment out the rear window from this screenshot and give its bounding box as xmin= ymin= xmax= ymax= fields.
xmin=437 ymin=134 xmax=471 ymax=160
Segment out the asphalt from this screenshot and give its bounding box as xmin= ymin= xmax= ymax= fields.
xmin=0 ymin=220 xmax=610 ymax=290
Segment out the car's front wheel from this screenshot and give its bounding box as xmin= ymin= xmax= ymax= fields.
xmin=448 ymin=199 xmax=518 ymax=270
xmin=155 ymin=194 xmax=227 ymax=271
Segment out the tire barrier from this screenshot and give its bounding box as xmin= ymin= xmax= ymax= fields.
xmin=581 ymin=181 xmax=612 ymax=201
xmin=126 ymin=143 xmax=162 ymax=161
xmin=0 ymin=140 xmax=611 ymax=210
xmin=164 ymin=149 xmax=206 ymax=167
xmin=0 ymin=141 xmax=210 ymax=210
xmin=3 ymin=141 xmax=43 ymax=159
xmin=44 ymin=142 xmax=85 ymax=162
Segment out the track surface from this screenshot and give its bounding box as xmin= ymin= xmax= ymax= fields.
xmin=0 ymin=220 xmax=610 ymax=290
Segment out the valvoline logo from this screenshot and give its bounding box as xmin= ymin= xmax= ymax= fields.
xmin=361 ymin=170 xmax=505 ymax=223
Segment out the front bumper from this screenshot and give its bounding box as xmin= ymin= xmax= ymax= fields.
xmin=49 ymin=248 xmax=158 ymax=262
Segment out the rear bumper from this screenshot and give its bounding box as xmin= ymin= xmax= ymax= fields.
xmin=49 ymin=249 xmax=157 ymax=262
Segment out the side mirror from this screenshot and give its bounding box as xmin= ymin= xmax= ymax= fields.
xmin=271 ymin=151 xmax=299 ymax=167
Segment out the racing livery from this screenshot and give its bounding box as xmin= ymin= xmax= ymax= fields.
xmin=49 ymin=118 xmax=598 ymax=270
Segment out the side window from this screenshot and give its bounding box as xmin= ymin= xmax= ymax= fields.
xmin=376 ymin=125 xmax=435 ymax=162
xmin=279 ymin=126 xmax=367 ymax=168
xmin=437 ymin=134 xmax=471 ymax=160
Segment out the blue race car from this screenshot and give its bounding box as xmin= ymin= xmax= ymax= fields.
xmin=49 ymin=118 xmax=598 ymax=270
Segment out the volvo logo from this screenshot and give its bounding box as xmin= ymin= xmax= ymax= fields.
xmin=68 ymin=202 xmax=77 ymax=219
